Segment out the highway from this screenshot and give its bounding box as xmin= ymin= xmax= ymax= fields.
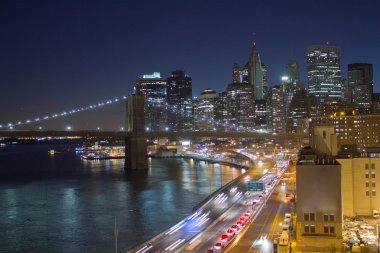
xmin=128 ymin=160 xmax=285 ymax=253
xmin=224 ymin=170 xmax=296 ymax=253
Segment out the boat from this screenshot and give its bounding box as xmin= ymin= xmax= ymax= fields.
xmin=48 ymin=149 xmax=55 ymax=155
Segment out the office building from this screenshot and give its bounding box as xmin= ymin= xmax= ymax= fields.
xmin=285 ymin=55 xmax=300 ymax=84
xmin=373 ymin=93 xmax=380 ymax=114
xmin=166 ymin=70 xmax=193 ymax=131
xmin=226 ymin=83 xmax=255 ymax=131
xmin=310 ymin=112 xmax=380 ymax=150
xmin=247 ymin=42 xmax=265 ymax=100
xmin=194 ymin=89 xmax=218 ymax=131
xmin=215 ymin=92 xmax=228 ymax=131
xmin=307 ymin=45 xmax=342 ymax=102
xmin=271 ymin=85 xmax=286 ymax=134
xmin=135 ymin=72 xmax=167 ymax=131
xmin=348 ymin=63 xmax=373 ymax=114
xmin=296 ymin=151 xmax=342 ymax=252
xmin=287 ymin=89 xmax=311 ymax=134
xmin=254 ymin=99 xmax=267 ymax=130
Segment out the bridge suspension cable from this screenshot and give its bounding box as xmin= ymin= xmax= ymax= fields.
xmin=0 ymin=95 xmax=128 ymax=129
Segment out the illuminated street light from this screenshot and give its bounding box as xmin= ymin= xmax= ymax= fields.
xmin=66 ymin=126 xmax=72 ymax=131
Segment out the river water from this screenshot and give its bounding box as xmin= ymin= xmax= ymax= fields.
xmin=0 ymin=142 xmax=244 ymax=253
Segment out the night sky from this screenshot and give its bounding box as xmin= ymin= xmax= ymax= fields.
xmin=1 ymin=0 xmax=380 ymax=130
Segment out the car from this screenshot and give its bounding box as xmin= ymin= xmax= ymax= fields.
xmin=240 ymin=217 xmax=247 ymax=223
xmin=260 ymin=234 xmax=267 ymax=240
xmin=244 ymin=213 xmax=251 ymax=219
xmin=214 ymin=243 xmax=223 ymax=250
xmin=219 ymin=234 xmax=229 ymax=242
xmin=206 ymin=250 xmax=215 ymax=253
xmin=226 ymin=229 xmax=235 ymax=237
xmin=231 ymin=224 xmax=239 ymax=231
xmin=236 ymin=221 xmax=244 ymax=227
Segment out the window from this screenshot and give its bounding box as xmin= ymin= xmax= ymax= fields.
xmin=330 ymin=226 xmax=335 ymax=234
xmin=366 ymin=182 xmax=370 ymax=187
xmin=324 ymin=213 xmax=329 ymax=222
xmin=324 ymin=225 xmax=329 ymax=233
xmin=373 ymin=182 xmax=376 ymax=187
xmin=366 ymin=191 xmax=370 ymax=196
xmin=373 ymin=190 xmax=376 ymax=196
xmin=330 ymin=213 xmax=335 ymax=222
xmin=372 ymin=173 xmax=376 ymax=179
xmin=366 ymin=164 xmax=369 ymax=170
xmin=372 ymin=164 xmax=375 ymax=170
xmin=310 ymin=225 xmax=316 ymax=233
xmin=366 ymin=173 xmax=370 ymax=178
xmin=304 ymin=213 xmax=309 ymax=221
xmin=304 ymin=225 xmax=310 ymax=233
xmin=310 ymin=213 xmax=315 ymax=221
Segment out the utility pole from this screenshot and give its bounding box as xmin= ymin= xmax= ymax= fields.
xmin=114 ymin=216 xmax=118 ymax=253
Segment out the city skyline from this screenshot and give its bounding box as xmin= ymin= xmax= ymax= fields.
xmin=1 ymin=0 xmax=380 ymax=130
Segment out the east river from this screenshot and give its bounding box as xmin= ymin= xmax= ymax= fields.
xmin=0 ymin=142 xmax=244 ymax=253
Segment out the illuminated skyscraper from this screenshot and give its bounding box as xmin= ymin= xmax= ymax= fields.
xmin=194 ymin=89 xmax=218 ymax=131
xmin=271 ymin=85 xmax=286 ymax=134
xmin=307 ymin=45 xmax=342 ymax=102
xmin=226 ymin=83 xmax=255 ymax=131
xmin=215 ymin=92 xmax=228 ymax=131
xmin=135 ymin=72 xmax=167 ymax=131
xmin=247 ymin=43 xmax=265 ymax=100
xmin=166 ymin=70 xmax=193 ymax=131
xmin=348 ymin=63 xmax=373 ymax=114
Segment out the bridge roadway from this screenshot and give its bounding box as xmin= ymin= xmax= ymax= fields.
xmin=127 ymin=160 xmax=283 ymax=253
xmin=0 ymin=130 xmax=307 ymax=141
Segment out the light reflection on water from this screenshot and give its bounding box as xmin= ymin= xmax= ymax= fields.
xmin=0 ymin=143 xmax=244 ymax=253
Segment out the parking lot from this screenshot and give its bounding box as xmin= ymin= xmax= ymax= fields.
xmin=343 ymin=216 xmax=379 ymax=251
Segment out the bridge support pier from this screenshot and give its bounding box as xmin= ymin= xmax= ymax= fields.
xmin=125 ymin=136 xmax=148 ymax=170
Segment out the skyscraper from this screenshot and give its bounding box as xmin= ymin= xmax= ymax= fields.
xmin=271 ymin=85 xmax=286 ymax=134
xmin=166 ymin=70 xmax=193 ymax=131
xmin=348 ymin=63 xmax=373 ymax=114
xmin=287 ymin=88 xmax=311 ymax=134
xmin=194 ymin=89 xmax=218 ymax=131
xmin=226 ymin=83 xmax=255 ymax=131
xmin=215 ymin=91 xmax=228 ymax=131
xmin=135 ymin=72 xmax=167 ymax=131
xmin=307 ymin=45 xmax=342 ymax=102
xmin=285 ymin=55 xmax=300 ymax=84
xmin=247 ymin=43 xmax=265 ymax=100
xmin=261 ymin=63 xmax=268 ymax=97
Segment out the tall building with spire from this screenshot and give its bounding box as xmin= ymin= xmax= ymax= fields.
xmin=247 ymin=42 xmax=265 ymax=100
xmin=307 ymin=44 xmax=342 ymax=103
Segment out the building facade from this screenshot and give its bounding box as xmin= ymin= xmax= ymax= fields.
xmin=348 ymin=63 xmax=373 ymax=114
xmin=296 ymin=150 xmax=343 ymax=251
xmin=135 ymin=72 xmax=167 ymax=131
xmin=226 ymin=83 xmax=255 ymax=131
xmin=166 ymin=70 xmax=193 ymax=131
xmin=194 ymin=89 xmax=218 ymax=131
xmin=307 ymin=45 xmax=342 ymax=103
xmin=247 ymin=43 xmax=265 ymax=100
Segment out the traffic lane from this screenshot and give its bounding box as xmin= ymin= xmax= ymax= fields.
xmin=224 ymin=185 xmax=288 ymax=253
xmin=183 ymin=179 xmax=279 ymax=253
xmin=180 ymin=198 xmax=253 ymax=253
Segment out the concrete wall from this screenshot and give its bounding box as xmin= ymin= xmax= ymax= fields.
xmin=296 ymin=162 xmax=342 ymax=251
xmin=338 ymin=157 xmax=380 ymax=216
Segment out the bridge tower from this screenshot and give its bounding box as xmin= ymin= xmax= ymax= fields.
xmin=125 ymin=93 xmax=148 ymax=170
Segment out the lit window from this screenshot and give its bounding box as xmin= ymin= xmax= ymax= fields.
xmin=304 ymin=225 xmax=310 ymax=233
xmin=324 ymin=225 xmax=329 ymax=233
xmin=310 ymin=225 xmax=316 ymax=233
xmin=330 ymin=226 xmax=335 ymax=234
xmin=330 ymin=213 xmax=334 ymax=222
xmin=304 ymin=213 xmax=309 ymax=221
